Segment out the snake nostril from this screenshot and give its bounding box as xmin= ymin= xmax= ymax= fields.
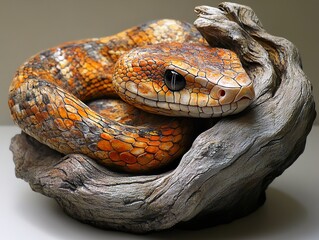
xmin=218 ymin=89 xmax=226 ymax=98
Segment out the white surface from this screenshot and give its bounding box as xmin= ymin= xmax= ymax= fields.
xmin=1 ymin=125 xmax=319 ymax=240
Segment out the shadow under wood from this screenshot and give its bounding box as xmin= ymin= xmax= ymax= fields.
xmin=149 ymin=187 xmax=307 ymax=240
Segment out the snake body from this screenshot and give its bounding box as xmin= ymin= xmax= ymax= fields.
xmin=8 ymin=19 xmax=254 ymax=173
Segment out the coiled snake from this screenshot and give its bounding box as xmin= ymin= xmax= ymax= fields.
xmin=8 ymin=19 xmax=255 ymax=173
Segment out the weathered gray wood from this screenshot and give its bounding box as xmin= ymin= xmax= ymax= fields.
xmin=10 ymin=2 xmax=316 ymax=233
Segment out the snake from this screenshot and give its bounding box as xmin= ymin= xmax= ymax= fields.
xmin=8 ymin=19 xmax=255 ymax=173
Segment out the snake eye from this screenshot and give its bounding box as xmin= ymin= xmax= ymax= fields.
xmin=164 ymin=70 xmax=186 ymax=91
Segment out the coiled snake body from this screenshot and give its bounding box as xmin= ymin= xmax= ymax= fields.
xmin=8 ymin=20 xmax=254 ymax=173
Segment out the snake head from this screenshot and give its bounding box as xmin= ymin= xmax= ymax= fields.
xmin=113 ymin=42 xmax=255 ymax=118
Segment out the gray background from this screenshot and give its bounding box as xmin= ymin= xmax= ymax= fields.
xmin=1 ymin=0 xmax=318 ymax=125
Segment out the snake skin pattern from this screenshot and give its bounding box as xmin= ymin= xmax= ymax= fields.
xmin=8 ymin=19 xmax=255 ymax=173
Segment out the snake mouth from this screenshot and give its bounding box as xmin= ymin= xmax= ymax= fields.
xmin=117 ymin=84 xmax=254 ymax=118
xmin=123 ymin=96 xmax=251 ymax=118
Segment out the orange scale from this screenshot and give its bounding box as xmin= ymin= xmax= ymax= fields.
xmin=150 ymin=135 xmax=160 ymax=141
xmin=8 ymin=99 xmax=14 ymax=108
xmin=110 ymin=139 xmax=133 ymax=152
xmin=133 ymin=67 xmax=141 ymax=72
xmin=133 ymin=141 xmax=148 ymax=148
xmin=35 ymin=112 xmax=45 ymax=122
xmin=109 ymin=151 xmax=120 ymax=161
xmin=235 ymin=72 xmax=251 ymax=86
xmin=100 ymin=132 xmax=113 ymax=140
xmin=215 ymin=49 xmax=229 ymax=59
xmin=97 ymin=140 xmax=113 ymax=151
xmin=173 ymin=128 xmax=182 ymax=136
xmin=41 ymin=111 xmax=50 ymax=120
xmin=30 ymin=105 xmax=39 ymax=114
xmin=148 ymin=141 xmax=161 ymax=146
xmin=139 ymin=60 xmax=147 ymax=67
xmin=46 ymin=104 xmax=56 ymax=116
xmin=65 ymin=99 xmax=81 ymax=110
xmin=168 ymin=144 xmax=180 ymax=155
xmin=68 ymin=112 xmax=82 ymax=121
xmin=137 ymin=153 xmax=154 ymax=165
xmin=131 ymin=147 xmax=145 ymax=156
xmin=120 ymin=152 xmax=137 ymax=164
xmin=64 ymin=119 xmax=74 ymax=128
xmin=159 ymin=141 xmax=173 ymax=151
xmin=90 ymin=60 xmax=101 ymax=69
xmin=126 ymin=163 xmax=142 ymax=172
xmin=88 ymin=73 xmax=97 ymax=80
xmin=162 ymin=128 xmax=174 ymax=136
xmin=222 ymin=59 xmax=231 ymax=67
xmin=87 ymin=113 xmax=101 ymax=122
xmin=25 ymin=108 xmax=32 ymax=116
xmin=78 ymin=109 xmax=88 ymax=118
xmin=173 ymin=134 xmax=183 ymax=143
xmin=222 ymin=70 xmax=238 ymax=79
xmin=136 ymin=137 xmax=150 ymax=143
xmin=145 ymin=146 xmax=159 ymax=154
xmin=154 ymin=150 xmax=170 ymax=162
xmin=131 ymin=60 xmax=139 ymax=67
xmin=54 ymin=118 xmax=67 ymax=131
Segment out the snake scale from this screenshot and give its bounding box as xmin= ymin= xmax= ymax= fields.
xmin=8 ymin=19 xmax=255 ymax=173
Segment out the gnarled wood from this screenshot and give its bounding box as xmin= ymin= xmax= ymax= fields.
xmin=10 ymin=2 xmax=316 ymax=233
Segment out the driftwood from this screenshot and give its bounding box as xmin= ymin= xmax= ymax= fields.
xmin=10 ymin=2 xmax=316 ymax=233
